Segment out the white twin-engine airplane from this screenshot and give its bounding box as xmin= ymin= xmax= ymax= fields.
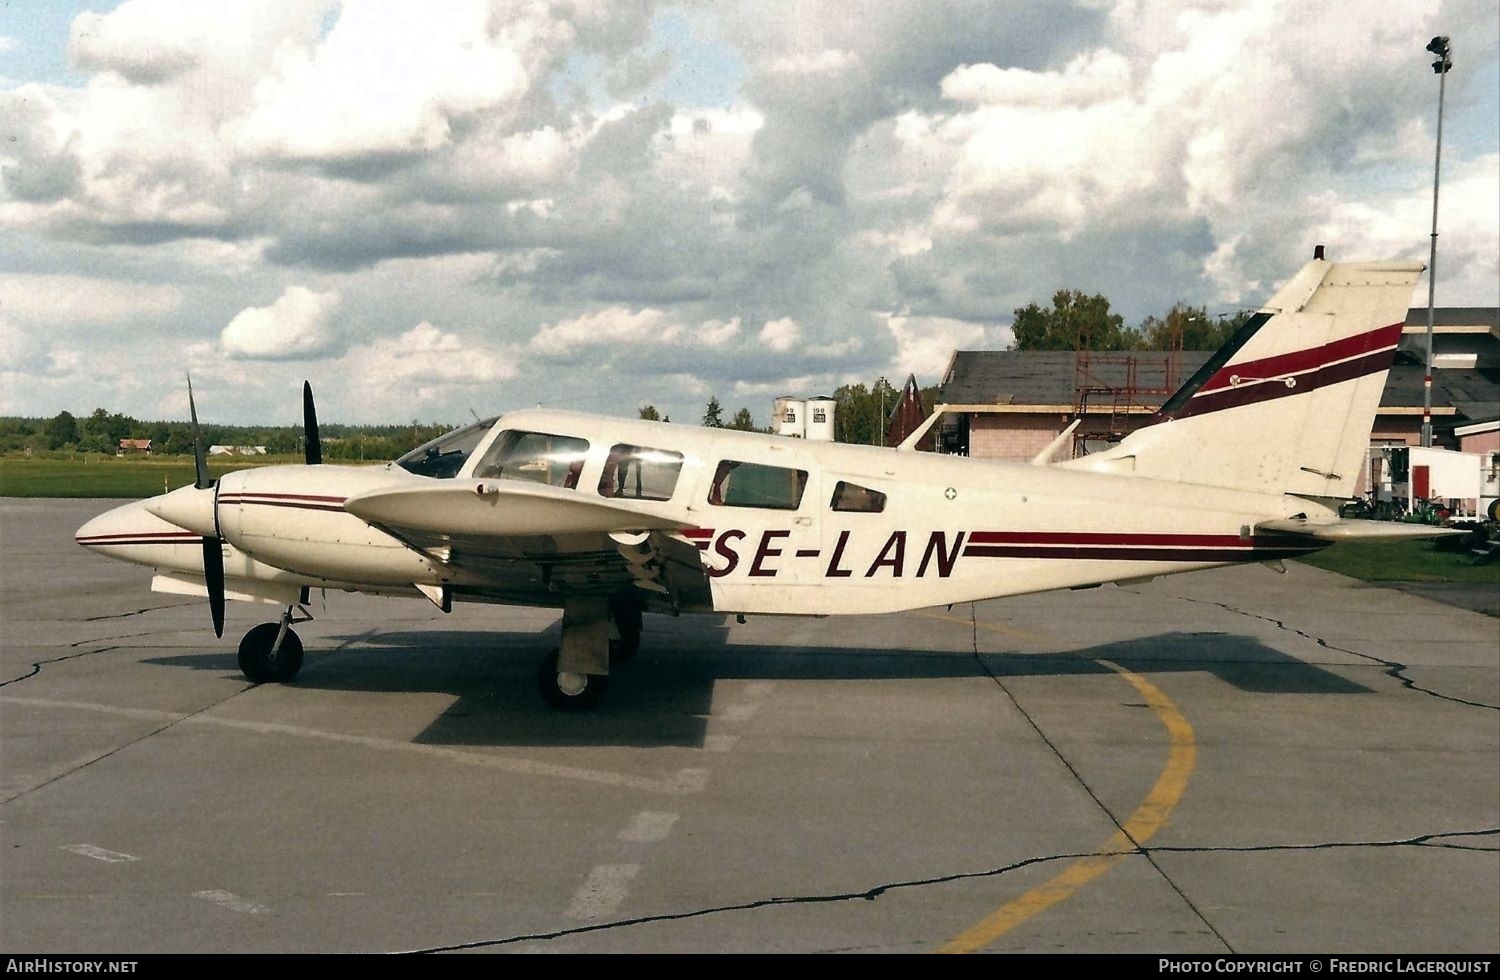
xmin=79 ymin=256 xmax=1445 ymax=709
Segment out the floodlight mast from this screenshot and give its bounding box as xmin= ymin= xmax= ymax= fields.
xmin=1421 ymin=35 xmax=1451 ymax=448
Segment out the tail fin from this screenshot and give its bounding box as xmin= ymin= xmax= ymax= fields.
xmin=1071 ymin=258 xmax=1424 ymax=498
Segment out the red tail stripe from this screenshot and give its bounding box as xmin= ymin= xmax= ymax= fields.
xmin=1172 ymin=350 xmax=1393 ymax=419
xmin=1198 ymin=322 xmax=1402 ymax=394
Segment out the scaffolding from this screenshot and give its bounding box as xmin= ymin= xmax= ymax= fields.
xmin=1072 ymin=347 xmax=1182 ymax=457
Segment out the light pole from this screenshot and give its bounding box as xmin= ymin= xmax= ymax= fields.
xmin=1421 ymin=35 xmax=1451 ymax=449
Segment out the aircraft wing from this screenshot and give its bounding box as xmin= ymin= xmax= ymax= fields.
xmin=1254 ymin=517 xmax=1467 ymax=541
xmin=344 ymin=480 xmax=713 ymax=609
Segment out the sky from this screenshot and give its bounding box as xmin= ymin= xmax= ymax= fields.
xmin=2 ymin=0 xmax=1497 ymax=427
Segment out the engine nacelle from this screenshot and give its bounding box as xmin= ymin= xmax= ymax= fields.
xmin=217 ymin=465 xmax=444 ymax=586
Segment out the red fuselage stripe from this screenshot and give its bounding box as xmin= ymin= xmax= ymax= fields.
xmin=75 ymin=531 xmax=199 ymax=543
xmin=683 ymin=529 xmax=1318 ymax=564
xmin=966 ymin=531 xmax=1245 ymax=547
xmin=219 ymin=494 xmax=346 ymax=513
xmin=77 ymin=536 xmax=198 ymax=546
xmin=962 ymin=544 xmax=1320 ymax=562
xmin=220 ymin=492 xmax=347 ymax=503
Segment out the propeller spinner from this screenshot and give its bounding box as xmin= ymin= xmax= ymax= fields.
xmin=149 ymin=379 xmax=324 ymax=639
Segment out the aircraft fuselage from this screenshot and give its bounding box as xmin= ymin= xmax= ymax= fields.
xmin=77 ymin=409 xmax=1329 ymax=619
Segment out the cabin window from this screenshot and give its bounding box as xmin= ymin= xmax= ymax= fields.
xmin=709 ymin=460 xmax=808 ymax=510
xmin=830 ymin=481 xmax=886 ymax=513
xmin=396 ymin=417 xmax=499 ymax=479
xmin=472 ymin=430 xmax=590 ymax=488
xmin=598 ymin=444 xmax=683 ymax=501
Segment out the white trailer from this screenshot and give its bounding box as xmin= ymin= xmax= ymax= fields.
xmin=1369 ymin=445 xmax=1499 ymax=520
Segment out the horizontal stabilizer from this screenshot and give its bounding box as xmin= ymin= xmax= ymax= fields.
xmin=1255 ymin=518 xmax=1467 ymax=541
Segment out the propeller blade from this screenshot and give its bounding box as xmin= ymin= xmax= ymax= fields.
xmin=303 ymin=381 xmax=322 ymax=466
xmin=185 ymin=377 xmax=224 ymax=638
xmin=202 ymin=535 xmax=225 ymax=639
xmin=187 ymin=373 xmax=211 ymax=490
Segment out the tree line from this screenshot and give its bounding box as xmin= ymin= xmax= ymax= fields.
xmin=0 ymin=408 xmax=453 ymax=460
xmin=1011 ymin=295 xmax=1254 ymax=351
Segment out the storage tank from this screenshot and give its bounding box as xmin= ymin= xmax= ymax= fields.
xmin=806 ymin=396 xmax=836 ymax=442
xmin=773 ymin=397 xmax=806 ymax=438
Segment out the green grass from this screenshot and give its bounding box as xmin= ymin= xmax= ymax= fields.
xmin=0 ymin=455 xmax=312 ymax=498
xmin=1296 ymin=537 xmax=1500 ymax=585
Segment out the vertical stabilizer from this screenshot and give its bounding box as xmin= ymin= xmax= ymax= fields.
xmin=1068 ymin=259 xmax=1424 ymax=498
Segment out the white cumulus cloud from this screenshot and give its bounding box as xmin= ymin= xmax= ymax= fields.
xmin=697 ymin=317 xmax=741 ymax=346
xmin=766 ymin=49 xmax=860 ymax=76
xmin=885 ymin=314 xmax=995 ymax=380
xmin=0 ymin=274 xmax=180 ymax=326
xmin=758 ymin=317 xmax=801 ymax=352
xmin=529 ymin=309 xmax=746 ymax=355
xmin=233 ymin=0 xmax=541 ymax=163
xmin=220 ymin=285 xmax=343 ymax=360
xmin=941 ymin=50 xmax=1131 ymax=107
xmin=340 ymin=320 xmax=518 ymax=406
xmin=530 ymin=308 xmax=680 ymax=356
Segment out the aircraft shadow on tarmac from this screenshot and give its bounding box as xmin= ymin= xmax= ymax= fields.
xmin=143 ymin=619 xmax=1371 ymax=749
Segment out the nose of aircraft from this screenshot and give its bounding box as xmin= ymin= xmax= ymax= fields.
xmin=75 ymin=499 xmax=202 ymax=563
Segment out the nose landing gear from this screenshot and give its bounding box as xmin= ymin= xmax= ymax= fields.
xmin=237 ymin=604 xmax=311 ymax=684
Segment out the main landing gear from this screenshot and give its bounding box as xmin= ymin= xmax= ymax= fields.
xmin=536 ymin=598 xmax=642 ymax=711
xmin=237 ymin=604 xmax=310 ymax=684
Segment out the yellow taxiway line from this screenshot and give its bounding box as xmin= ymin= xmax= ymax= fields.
xmin=938 ymin=657 xmax=1198 ymax=953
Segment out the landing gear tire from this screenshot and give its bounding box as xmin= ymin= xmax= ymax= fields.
xmin=238 ymin=622 xmax=304 ymax=684
xmin=538 ymin=648 xmax=608 ymax=711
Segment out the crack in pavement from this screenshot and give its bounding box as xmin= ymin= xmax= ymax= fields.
xmin=3 ymin=604 xmax=399 ymax=689
xmin=1150 ymin=591 xmax=1499 ymax=711
xmin=398 ymin=828 xmax=1498 ymax=953
xmin=2 ymin=624 xmax=215 ymax=688
xmin=1 ymin=646 xmax=127 ymax=688
xmin=84 ymin=604 xmax=186 ymax=622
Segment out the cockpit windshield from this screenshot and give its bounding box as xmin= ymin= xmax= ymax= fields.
xmin=395 ymin=417 xmax=498 ymax=479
